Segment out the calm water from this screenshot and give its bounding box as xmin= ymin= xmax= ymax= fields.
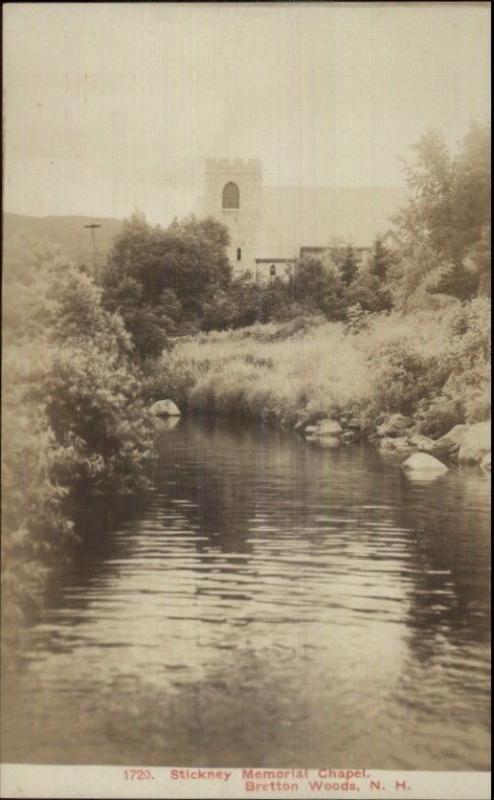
xmin=1 ymin=418 xmax=491 ymax=769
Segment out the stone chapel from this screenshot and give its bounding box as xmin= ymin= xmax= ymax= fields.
xmin=204 ymin=158 xmax=406 ymax=282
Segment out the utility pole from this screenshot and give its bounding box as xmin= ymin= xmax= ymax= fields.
xmin=84 ymin=223 xmax=102 ymax=276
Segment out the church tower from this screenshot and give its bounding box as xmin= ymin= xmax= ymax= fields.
xmin=204 ymin=158 xmax=262 ymax=277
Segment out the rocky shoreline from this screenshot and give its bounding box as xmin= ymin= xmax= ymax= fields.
xmin=294 ymin=411 xmax=491 ymax=475
xmin=152 ymin=395 xmax=490 ymax=476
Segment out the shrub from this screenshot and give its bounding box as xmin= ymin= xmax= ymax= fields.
xmin=2 ymin=239 xmax=158 ymax=639
xmin=366 ymin=342 xmax=449 ymax=416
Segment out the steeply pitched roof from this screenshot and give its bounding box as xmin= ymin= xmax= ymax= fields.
xmin=258 ymin=186 xmax=407 ymax=258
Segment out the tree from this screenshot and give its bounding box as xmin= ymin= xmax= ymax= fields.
xmin=398 ymin=129 xmax=454 ymax=259
xmin=323 ymin=265 xmax=347 ymax=320
xmin=289 ymin=257 xmax=328 ymax=311
xmin=338 ymin=245 xmax=359 ymax=288
xmin=101 ymin=212 xmax=232 ymax=358
xmin=354 ymin=237 xmax=394 ymax=312
xmin=393 ymin=123 xmax=491 ymax=302
xmin=369 ymin=237 xmax=393 ymax=282
xmin=450 ymin=122 xmax=491 ymax=261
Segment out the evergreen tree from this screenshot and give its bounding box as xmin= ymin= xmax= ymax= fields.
xmin=339 ymin=245 xmax=359 ymax=287
xmin=369 ymin=237 xmax=392 ymax=281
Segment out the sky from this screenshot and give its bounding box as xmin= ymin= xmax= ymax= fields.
xmin=3 ymin=2 xmax=491 ymax=225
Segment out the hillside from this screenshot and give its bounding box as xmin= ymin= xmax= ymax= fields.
xmin=3 ymin=213 xmax=123 ymax=265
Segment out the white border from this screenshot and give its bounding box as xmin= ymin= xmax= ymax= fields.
xmin=0 ymin=766 xmax=491 ymax=800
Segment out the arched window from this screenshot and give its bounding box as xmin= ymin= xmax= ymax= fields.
xmin=236 ymin=248 xmax=242 ymax=261
xmin=222 ymin=182 xmax=239 ymax=209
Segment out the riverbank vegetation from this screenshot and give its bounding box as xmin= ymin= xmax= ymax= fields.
xmin=145 ymin=123 xmax=490 ymax=436
xmin=2 ymin=123 xmax=490 ymax=640
xmin=147 ymin=298 xmax=490 ymax=437
xmin=2 ymin=239 xmax=157 ymax=639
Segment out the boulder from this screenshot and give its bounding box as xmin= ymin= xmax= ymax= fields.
xmin=157 ymin=417 xmax=180 ymax=431
xmin=458 ymin=421 xmax=491 ymax=465
xmin=401 ymin=452 xmax=448 ymax=476
xmin=430 ymin=424 xmax=467 ymax=460
xmin=379 ymin=436 xmax=411 ymax=453
xmin=304 ymin=419 xmax=342 ymax=439
xmin=481 ymin=452 xmax=491 ymax=471
xmin=376 ymin=413 xmax=413 ymax=438
xmin=305 ymin=434 xmax=340 ymax=447
xmin=408 ymin=433 xmax=435 ymax=453
xmin=314 ymin=436 xmax=340 ymax=448
xmin=150 ymin=399 xmax=181 ymax=417
xmin=317 ymin=419 xmax=343 ymax=437
xmin=430 ymin=421 xmax=491 ymax=464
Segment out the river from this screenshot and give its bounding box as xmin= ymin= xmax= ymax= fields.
xmin=1 ymin=417 xmax=490 ymax=769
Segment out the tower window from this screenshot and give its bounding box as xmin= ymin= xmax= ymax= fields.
xmin=222 ymin=182 xmax=239 ymax=209
xmin=237 ymin=248 xmax=242 ymax=261
xmin=270 ymin=264 xmax=276 ymax=276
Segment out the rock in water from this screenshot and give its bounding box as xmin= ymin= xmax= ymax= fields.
xmin=481 ymin=452 xmax=491 ymax=471
xmin=458 ymin=421 xmax=491 ymax=465
xmin=317 ymin=419 xmax=343 ymax=436
xmin=430 ymin=424 xmax=467 ymax=460
xmin=150 ymin=399 xmax=181 ymax=417
xmin=304 ymin=419 xmax=342 ymax=439
xmin=315 ymin=436 xmax=340 ymax=448
xmin=402 ymin=452 xmax=448 ymax=476
xmin=305 ymin=433 xmax=340 ymax=447
xmin=158 ymin=417 xmax=180 ymax=431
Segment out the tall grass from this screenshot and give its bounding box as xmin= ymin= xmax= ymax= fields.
xmin=150 ymin=301 xmax=490 ymax=434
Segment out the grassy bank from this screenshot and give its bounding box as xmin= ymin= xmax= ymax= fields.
xmin=149 ymin=301 xmax=490 ymax=437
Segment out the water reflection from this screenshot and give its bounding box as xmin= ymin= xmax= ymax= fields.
xmin=1 ymin=418 xmax=490 ymax=769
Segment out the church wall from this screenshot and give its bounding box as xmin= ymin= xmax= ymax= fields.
xmin=204 ymin=159 xmax=262 ymax=278
xmin=255 ymin=260 xmax=295 ymax=284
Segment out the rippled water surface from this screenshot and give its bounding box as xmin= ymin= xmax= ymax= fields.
xmin=1 ymin=418 xmax=491 ymax=768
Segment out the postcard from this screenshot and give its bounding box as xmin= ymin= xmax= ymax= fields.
xmin=1 ymin=3 xmax=490 ymax=799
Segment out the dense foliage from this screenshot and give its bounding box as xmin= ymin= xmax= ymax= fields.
xmin=392 ymin=123 xmax=491 ymax=304
xmin=101 ymin=213 xmax=232 ymax=358
xmin=2 ymin=239 xmax=157 ymax=636
xmin=151 ymin=300 xmax=490 ymax=438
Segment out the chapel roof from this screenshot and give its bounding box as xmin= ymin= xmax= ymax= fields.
xmin=257 ymin=186 xmax=407 ymax=259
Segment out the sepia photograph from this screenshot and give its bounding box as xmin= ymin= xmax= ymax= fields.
xmin=1 ymin=3 xmax=491 ymax=798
